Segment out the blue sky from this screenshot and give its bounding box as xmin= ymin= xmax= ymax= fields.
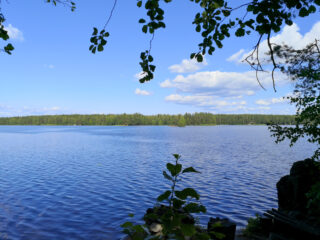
xmin=0 ymin=1 xmax=319 ymax=116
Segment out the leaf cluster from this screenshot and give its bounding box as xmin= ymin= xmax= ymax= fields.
xmin=136 ymin=0 xmax=172 ymax=83
xmin=139 ymin=50 xmax=156 ymax=83
xmin=89 ymin=28 xmax=110 ymax=54
xmin=268 ymin=40 xmax=320 ymax=160
xmin=121 ymin=154 xmax=211 ymax=239
xmin=46 ymin=0 xmax=76 ymax=11
xmin=306 ymin=180 xmax=320 ymax=218
xmin=0 ymin=13 xmax=14 ymax=54
xmin=135 ymin=0 xmax=320 ymax=82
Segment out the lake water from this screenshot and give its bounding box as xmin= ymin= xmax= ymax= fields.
xmin=0 ymin=126 xmax=315 ymax=240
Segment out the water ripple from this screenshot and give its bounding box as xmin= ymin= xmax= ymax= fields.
xmin=0 ymin=126 xmax=316 ymax=239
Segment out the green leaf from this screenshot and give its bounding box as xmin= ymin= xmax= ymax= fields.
xmin=195 ymin=232 xmax=211 ymax=240
xmin=137 ymin=1 xmax=142 ymax=7
xmin=172 ymin=198 xmax=186 ymax=208
xmin=196 ymin=54 xmax=203 ymax=62
xmin=173 ymin=154 xmax=181 ymax=160
xmin=93 ymin=27 xmax=98 ymax=35
xmin=183 ymin=203 xmax=206 ymax=213
xmin=210 ymin=231 xmax=225 ymax=239
xmin=166 ymin=163 xmax=182 ymax=177
xmin=139 ymin=18 xmax=146 ymax=23
xmin=98 ymin=44 xmax=104 ymax=52
xmin=90 ymin=37 xmax=96 ymax=43
xmin=299 ymin=7 xmax=309 ymax=17
xmin=163 ymin=170 xmax=173 ymax=181
xmin=308 ymin=5 xmax=316 ymax=13
xmin=175 ymin=188 xmax=200 ymax=200
xmin=4 ymin=43 xmax=14 ymax=54
xmin=182 ymin=167 xmax=200 ymax=174
xmin=180 ymin=224 xmax=196 ymax=236
xmin=149 ymin=65 xmax=156 ymax=72
xmin=157 ymin=190 xmax=171 ymax=201
xmin=142 ymin=25 xmax=148 ymax=33
xmin=235 ymin=28 xmax=245 ymax=37
xmin=132 ymin=224 xmax=145 ymax=233
xmin=121 ymin=221 xmax=133 ymax=228
xmin=247 ymin=5 xmax=254 ymax=11
xmin=5 ymin=43 xmax=14 ymax=51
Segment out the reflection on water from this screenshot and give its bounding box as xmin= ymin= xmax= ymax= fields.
xmin=0 ymin=126 xmax=315 ymax=239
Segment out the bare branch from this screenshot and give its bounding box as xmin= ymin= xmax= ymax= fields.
xmin=244 ymin=34 xmax=267 ymax=90
xmin=103 ymin=0 xmax=118 ymax=30
xmin=267 ymin=32 xmax=277 ymax=92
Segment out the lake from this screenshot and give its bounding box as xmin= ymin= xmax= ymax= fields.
xmin=0 ymin=126 xmax=315 ymax=240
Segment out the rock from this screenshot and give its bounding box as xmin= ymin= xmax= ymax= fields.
xmin=269 ymin=232 xmax=293 ymax=240
xmin=149 ymin=223 xmax=163 ymax=233
xmin=276 ymin=159 xmax=320 ymax=213
xmin=277 ymin=175 xmax=296 ymax=211
xmin=260 ymin=217 xmax=273 ymax=234
xmin=207 ymin=217 xmax=236 ymax=240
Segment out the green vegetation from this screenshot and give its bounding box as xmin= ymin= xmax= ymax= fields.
xmin=269 ymin=40 xmax=320 ymax=160
xmin=121 ymin=154 xmax=216 ymax=239
xmin=177 ymin=116 xmax=187 ymax=127
xmin=0 ymin=113 xmax=295 ymax=126
xmin=306 ymin=181 xmax=320 ymax=219
xmin=242 ymin=214 xmax=264 ymax=238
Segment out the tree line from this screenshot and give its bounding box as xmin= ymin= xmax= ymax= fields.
xmin=0 ymin=113 xmax=295 ymax=126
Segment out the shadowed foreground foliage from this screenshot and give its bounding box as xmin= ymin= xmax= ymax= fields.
xmin=121 ymin=154 xmax=217 ymax=240
xmin=0 ymin=113 xmax=295 ymax=126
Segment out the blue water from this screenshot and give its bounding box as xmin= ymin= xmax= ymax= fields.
xmin=0 ymin=126 xmax=316 ymax=240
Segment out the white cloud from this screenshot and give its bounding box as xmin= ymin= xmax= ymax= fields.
xmin=0 ymin=105 xmax=64 ymax=117
xmin=255 ymin=99 xmax=270 ymax=106
xmin=256 ymin=96 xmax=288 ymax=106
xmin=227 ymin=49 xmax=245 ymax=62
xmin=134 ymin=72 xmax=148 ymax=80
xmin=165 ymin=94 xmax=247 ymax=111
xmin=135 ymin=88 xmax=152 ymax=96
xmin=43 ymin=106 xmax=60 ymax=111
xmin=5 ymin=24 xmax=24 ymax=41
xmin=168 ymin=56 xmax=208 ymax=73
xmin=160 ymin=70 xmax=287 ymax=97
xmin=161 ymin=68 xmax=291 ymax=113
xmin=228 ymin=21 xmax=320 ymax=63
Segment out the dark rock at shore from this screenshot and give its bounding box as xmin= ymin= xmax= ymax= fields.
xmin=277 ymin=158 xmax=320 ymax=213
xmin=207 ymin=217 xmax=236 ymax=240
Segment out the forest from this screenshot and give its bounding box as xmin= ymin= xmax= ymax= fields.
xmin=0 ymin=113 xmax=295 ymax=126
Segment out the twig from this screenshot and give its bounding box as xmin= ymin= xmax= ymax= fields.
xmin=267 ymin=32 xmax=277 ymax=92
xmin=149 ymin=33 xmax=155 ymax=54
xmin=244 ymin=34 xmax=267 ymax=90
xmin=104 ymin=0 xmax=118 ymax=30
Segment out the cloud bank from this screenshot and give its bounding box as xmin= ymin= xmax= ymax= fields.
xmin=228 ymin=21 xmax=320 ymax=63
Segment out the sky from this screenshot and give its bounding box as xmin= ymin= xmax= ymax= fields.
xmin=0 ymin=1 xmax=319 ymax=116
